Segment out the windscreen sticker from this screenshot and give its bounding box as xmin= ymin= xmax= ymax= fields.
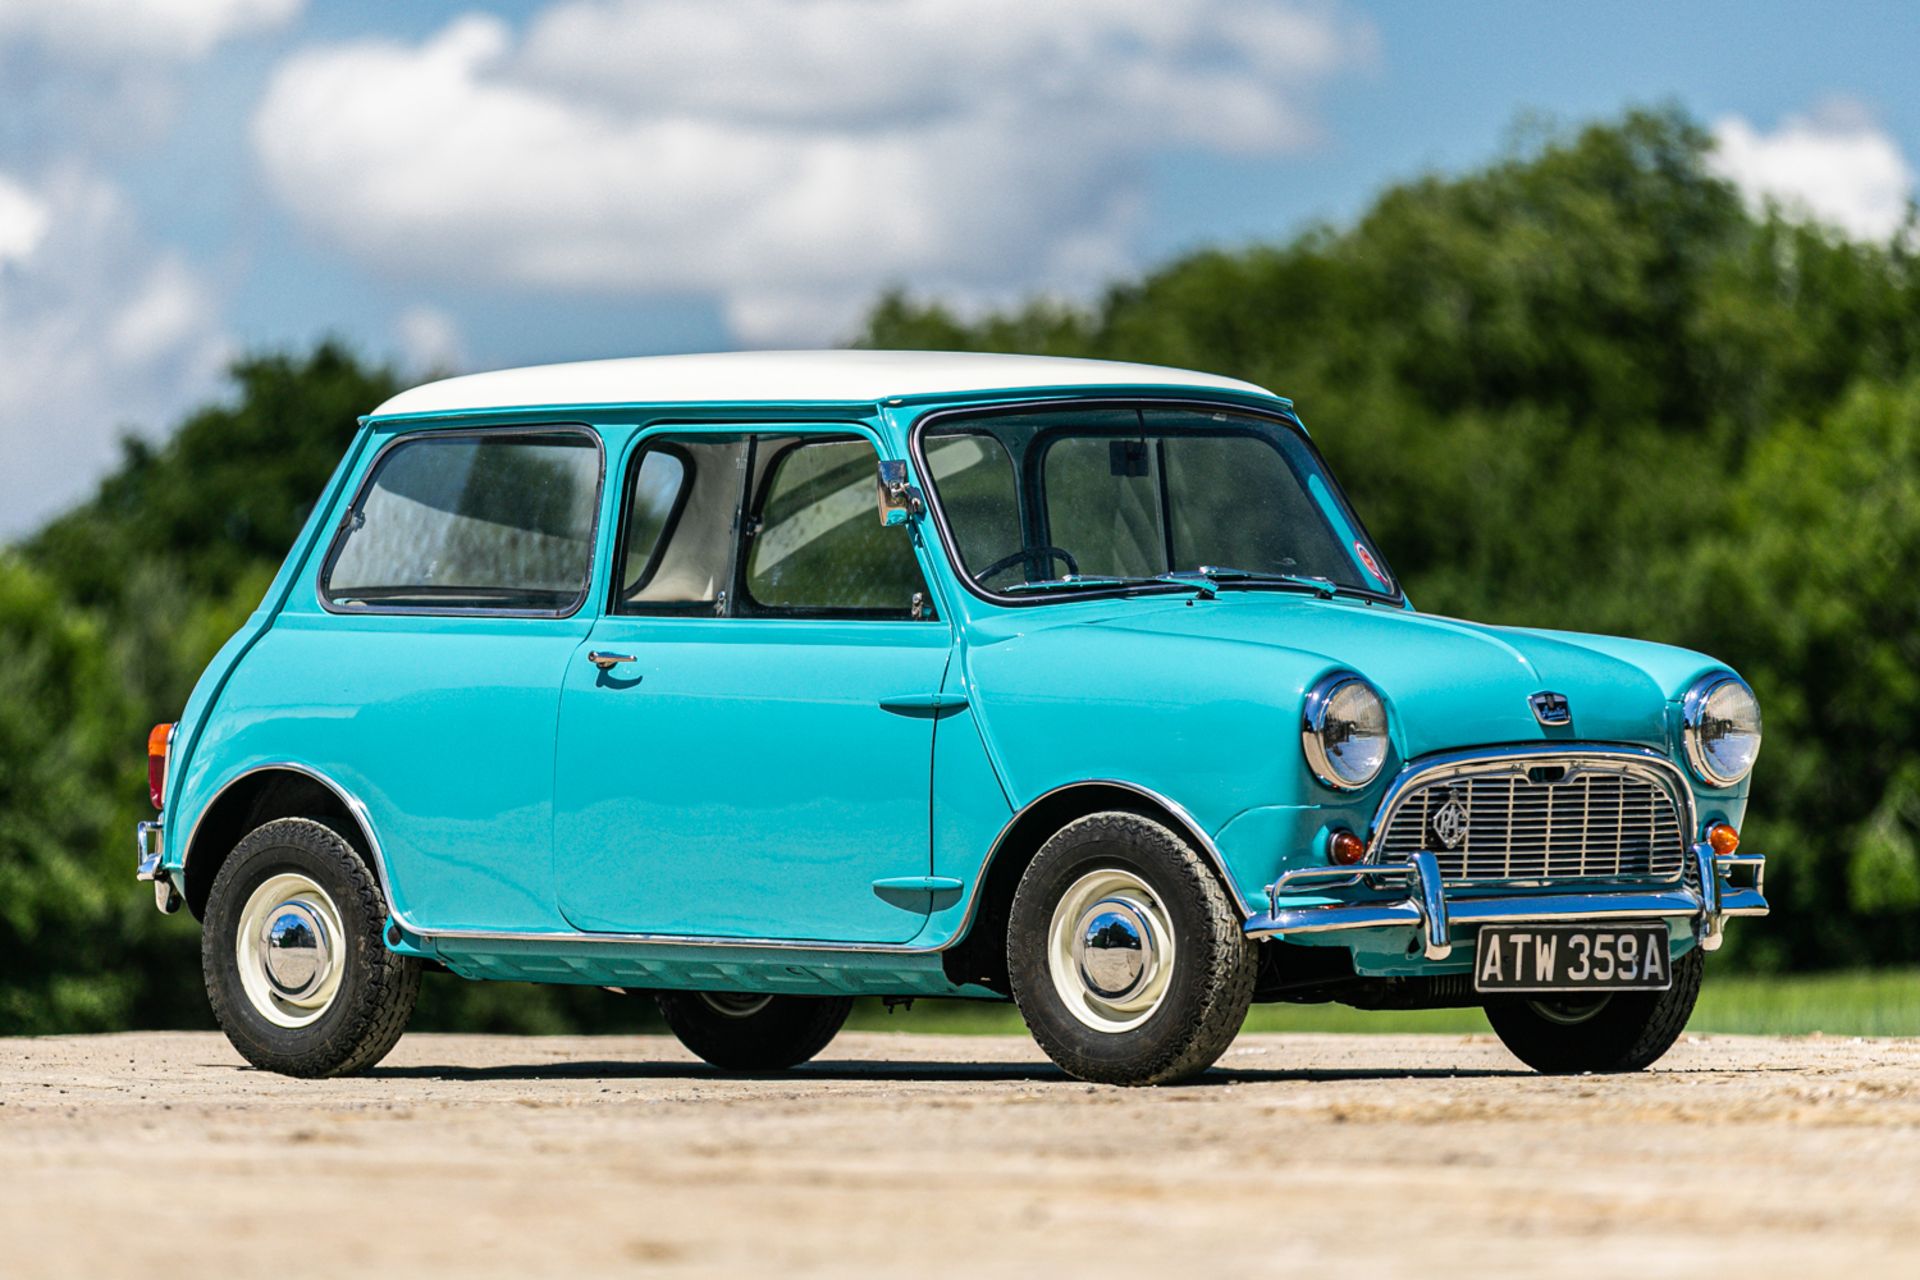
xmin=1355 ymin=542 xmax=1390 ymax=589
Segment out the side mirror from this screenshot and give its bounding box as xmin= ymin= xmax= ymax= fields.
xmin=876 ymin=460 xmax=923 ymax=526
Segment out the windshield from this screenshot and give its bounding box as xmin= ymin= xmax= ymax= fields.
xmin=918 ymin=403 xmax=1397 ymax=601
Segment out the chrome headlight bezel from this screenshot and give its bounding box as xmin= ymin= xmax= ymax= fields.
xmin=1682 ymin=672 xmax=1762 ymax=787
xmin=1302 ymin=673 xmax=1389 ymax=791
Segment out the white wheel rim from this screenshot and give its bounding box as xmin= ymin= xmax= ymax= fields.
xmin=235 ymin=873 xmax=347 ymax=1029
xmin=1046 ymin=868 xmax=1177 ymax=1033
xmin=698 ymin=992 xmax=774 ymax=1018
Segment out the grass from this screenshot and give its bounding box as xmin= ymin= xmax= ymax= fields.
xmin=842 ymin=969 xmax=1920 ymax=1038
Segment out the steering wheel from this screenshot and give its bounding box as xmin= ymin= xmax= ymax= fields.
xmin=976 ymin=544 xmax=1080 ymax=583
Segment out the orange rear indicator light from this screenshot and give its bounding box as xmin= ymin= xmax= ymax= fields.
xmin=1707 ymin=822 xmax=1740 ymax=857
xmin=147 ymin=722 xmax=174 ymax=810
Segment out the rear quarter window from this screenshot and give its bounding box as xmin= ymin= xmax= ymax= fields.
xmin=322 ymin=429 xmax=602 ymax=615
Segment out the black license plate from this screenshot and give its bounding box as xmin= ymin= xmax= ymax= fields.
xmin=1472 ymin=923 xmax=1672 ymax=993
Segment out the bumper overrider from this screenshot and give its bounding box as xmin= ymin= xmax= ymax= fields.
xmin=135 ymin=819 xmax=182 ymax=914
xmin=1246 ymin=843 xmax=1768 ymax=961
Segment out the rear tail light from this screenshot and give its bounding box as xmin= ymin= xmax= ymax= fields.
xmin=147 ymin=723 xmax=174 ymax=810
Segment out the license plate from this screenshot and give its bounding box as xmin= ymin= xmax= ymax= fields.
xmin=1472 ymin=923 xmax=1672 ymax=994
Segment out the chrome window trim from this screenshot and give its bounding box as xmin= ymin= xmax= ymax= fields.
xmin=1363 ymin=743 xmax=1697 ymax=887
xmin=1681 ymin=671 xmax=1759 ymax=787
xmin=182 ymin=765 xmax=1250 ymax=954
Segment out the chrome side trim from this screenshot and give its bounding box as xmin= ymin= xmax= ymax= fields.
xmin=183 ymin=763 xmax=1247 ymax=956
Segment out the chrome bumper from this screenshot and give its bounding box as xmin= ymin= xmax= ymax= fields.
xmin=1246 ymin=843 xmax=1768 ymax=961
xmin=135 ymin=820 xmax=181 ymax=914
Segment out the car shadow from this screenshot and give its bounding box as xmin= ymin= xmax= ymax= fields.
xmin=356 ymin=1058 xmax=1536 ymax=1085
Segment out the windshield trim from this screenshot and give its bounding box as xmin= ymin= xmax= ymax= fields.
xmin=908 ymin=396 xmax=1406 ymax=611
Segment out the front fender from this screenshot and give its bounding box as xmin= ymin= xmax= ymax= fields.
xmin=960 ymin=615 xmax=1369 ymax=906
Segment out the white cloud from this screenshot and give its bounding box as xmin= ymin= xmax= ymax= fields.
xmin=0 ymin=0 xmax=302 ymax=63
xmin=0 ymin=166 xmax=231 ymax=537
xmin=1711 ymin=103 xmax=1916 ymax=242
xmin=395 ymin=304 xmax=466 ymax=373
xmin=252 ymin=1 xmax=1373 ymax=343
xmin=0 ymin=175 xmax=52 ymax=266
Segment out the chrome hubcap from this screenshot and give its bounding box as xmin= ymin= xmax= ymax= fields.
xmin=235 ymin=873 xmax=347 ymax=1029
xmin=262 ymin=903 xmax=331 ymax=999
xmin=1074 ymin=902 xmax=1153 ymax=1000
xmin=1047 ymin=869 xmax=1176 ymax=1033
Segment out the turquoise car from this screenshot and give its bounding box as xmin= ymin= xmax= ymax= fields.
xmin=135 ymin=351 xmax=1768 ymax=1085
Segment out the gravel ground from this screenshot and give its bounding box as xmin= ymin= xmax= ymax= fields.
xmin=4 ymin=1030 xmax=1918 ymax=1278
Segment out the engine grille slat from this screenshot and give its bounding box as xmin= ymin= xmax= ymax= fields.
xmin=1371 ymin=755 xmax=1687 ymax=885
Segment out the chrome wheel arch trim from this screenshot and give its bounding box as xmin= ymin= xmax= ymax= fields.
xmin=181 ymin=765 xmax=1249 ymax=955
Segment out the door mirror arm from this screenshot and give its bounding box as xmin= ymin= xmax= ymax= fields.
xmin=876 ymin=460 xmax=924 ymax=526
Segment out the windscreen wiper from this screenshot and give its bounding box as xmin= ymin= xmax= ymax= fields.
xmin=1190 ymin=566 xmax=1342 ymax=598
xmin=1003 ymin=574 xmax=1218 ymax=599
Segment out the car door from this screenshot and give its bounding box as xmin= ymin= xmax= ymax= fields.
xmin=552 ymin=425 xmax=953 ymax=943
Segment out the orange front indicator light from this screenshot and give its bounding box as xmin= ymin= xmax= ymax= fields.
xmin=1328 ymin=829 xmax=1367 ymax=866
xmin=147 ymin=722 xmax=174 ymax=810
xmin=1707 ymin=823 xmax=1740 ymax=857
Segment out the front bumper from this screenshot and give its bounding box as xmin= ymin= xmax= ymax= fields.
xmin=1246 ymin=842 xmax=1767 ymax=961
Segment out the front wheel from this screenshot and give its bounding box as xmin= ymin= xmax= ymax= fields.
xmin=655 ymin=991 xmax=853 ymax=1071
xmin=1483 ymin=945 xmax=1704 ymax=1073
xmin=1006 ymin=812 xmax=1257 ymax=1086
xmin=202 ymin=817 xmax=420 ymax=1077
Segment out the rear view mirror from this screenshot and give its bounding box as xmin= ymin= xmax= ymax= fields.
xmin=876 ymin=460 xmax=923 ymax=526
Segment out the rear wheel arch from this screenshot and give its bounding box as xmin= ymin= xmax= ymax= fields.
xmin=180 ymin=766 xmax=382 ymax=920
xmin=940 ymin=781 xmax=1246 ymax=994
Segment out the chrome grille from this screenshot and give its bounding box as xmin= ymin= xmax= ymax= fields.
xmin=1370 ymin=755 xmax=1688 ymax=885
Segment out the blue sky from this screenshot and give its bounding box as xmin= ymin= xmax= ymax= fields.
xmin=3 ymin=0 xmax=1917 ymax=534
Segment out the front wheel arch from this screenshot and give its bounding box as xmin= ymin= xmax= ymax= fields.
xmin=940 ymin=783 xmax=1247 ymax=996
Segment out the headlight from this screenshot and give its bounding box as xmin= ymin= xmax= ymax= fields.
xmin=1302 ymin=673 xmax=1389 ymax=790
xmin=1682 ymin=673 xmax=1762 ymax=786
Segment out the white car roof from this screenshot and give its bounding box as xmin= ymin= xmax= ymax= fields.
xmin=369 ymin=349 xmax=1277 ymax=418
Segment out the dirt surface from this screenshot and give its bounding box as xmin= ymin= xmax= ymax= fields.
xmin=4 ymin=1031 xmax=1918 ymax=1278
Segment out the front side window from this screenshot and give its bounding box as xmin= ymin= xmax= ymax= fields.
xmin=323 ymin=430 xmax=601 ymax=614
xmin=745 ymin=438 xmax=927 ymax=615
xmin=920 ymin=403 xmax=1396 ymax=601
xmin=613 ymin=431 xmax=930 ymax=619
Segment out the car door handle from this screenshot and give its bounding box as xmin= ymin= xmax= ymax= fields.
xmin=878 ymin=692 xmax=968 ymax=716
xmin=587 ymin=651 xmax=636 ymax=671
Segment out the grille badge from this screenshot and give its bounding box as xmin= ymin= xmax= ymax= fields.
xmin=1529 ymin=691 xmax=1572 ymax=726
xmin=1428 ymin=796 xmax=1470 ymax=850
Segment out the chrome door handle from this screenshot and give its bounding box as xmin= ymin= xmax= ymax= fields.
xmin=587 ymin=651 xmax=636 ymax=671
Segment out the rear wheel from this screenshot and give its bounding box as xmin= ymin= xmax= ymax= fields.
xmin=1483 ymin=946 xmax=1704 ymax=1073
xmin=203 ymin=817 xmax=420 ymax=1077
xmin=654 ymin=991 xmax=853 ymax=1071
xmin=1006 ymin=812 xmax=1256 ymax=1086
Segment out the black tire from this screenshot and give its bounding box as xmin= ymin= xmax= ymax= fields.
xmin=655 ymin=991 xmax=853 ymax=1071
xmin=203 ymin=817 xmax=420 ymax=1077
xmin=1483 ymin=945 xmax=1704 ymax=1074
xmin=1006 ymin=811 xmax=1256 ymax=1086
